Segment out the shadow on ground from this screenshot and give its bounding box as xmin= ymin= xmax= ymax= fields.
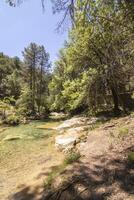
xmin=9 ymin=144 xmax=134 ymax=200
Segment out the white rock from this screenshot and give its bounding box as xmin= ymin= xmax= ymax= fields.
xmin=55 ymin=116 xmax=99 ymax=131
xmin=56 ymin=117 xmax=88 ymax=130
xmin=55 ymin=134 xmax=77 ymax=151
xmin=50 ymin=112 xmax=67 ymax=117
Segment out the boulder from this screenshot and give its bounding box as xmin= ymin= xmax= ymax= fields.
xmin=55 ymin=117 xmax=99 ymax=131
xmin=55 ymin=116 xmax=100 ymax=152
xmin=51 ymin=112 xmax=66 ymax=117
xmin=55 ymin=117 xmax=89 ymax=130
xmin=55 ymin=134 xmax=78 ymax=152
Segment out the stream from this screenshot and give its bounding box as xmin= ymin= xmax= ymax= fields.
xmin=0 ymin=119 xmax=64 ymax=200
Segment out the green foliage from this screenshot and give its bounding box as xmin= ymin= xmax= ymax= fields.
xmin=118 ymin=127 xmax=129 ymax=138
xmin=0 ymin=53 xmax=21 ymax=99
xmin=64 ymin=152 xmax=81 ymax=165
xmin=3 ymin=1 xmax=134 ymax=117
xmin=128 ymin=152 xmax=134 ymax=163
xmin=22 ymin=43 xmax=51 ymax=116
xmin=49 ymin=0 xmax=134 ymax=114
xmin=3 ymin=115 xmax=20 ymax=126
xmin=0 ymin=43 xmax=51 ymax=120
xmin=44 ymin=173 xmax=54 ymax=188
xmin=130 ymin=112 xmax=134 ymax=118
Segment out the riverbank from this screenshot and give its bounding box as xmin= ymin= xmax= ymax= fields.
xmin=0 ymin=120 xmax=64 ymax=200
xmin=0 ymin=114 xmax=134 ymax=200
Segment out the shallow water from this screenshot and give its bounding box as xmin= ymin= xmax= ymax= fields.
xmin=0 ymin=120 xmax=64 ymax=200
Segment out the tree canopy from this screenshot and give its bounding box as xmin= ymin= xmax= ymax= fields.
xmin=1 ymin=0 xmax=134 ymax=123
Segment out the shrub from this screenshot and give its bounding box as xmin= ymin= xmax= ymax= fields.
xmin=64 ymin=152 xmax=81 ymax=165
xmin=118 ymin=127 xmax=129 ymax=138
xmin=128 ymin=152 xmax=134 ymax=163
xmin=131 ymin=112 xmax=134 ymax=118
xmin=3 ymin=115 xmax=20 ymax=126
xmin=44 ymin=173 xmax=54 ymax=188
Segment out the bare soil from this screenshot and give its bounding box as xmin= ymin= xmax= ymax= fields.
xmin=1 ymin=116 xmax=134 ymax=200
xmin=44 ymin=115 xmax=134 ymax=200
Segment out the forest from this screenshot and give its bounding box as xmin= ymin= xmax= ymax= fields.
xmin=0 ymin=1 xmax=134 ymax=200
xmin=1 ymin=0 xmax=134 ymax=126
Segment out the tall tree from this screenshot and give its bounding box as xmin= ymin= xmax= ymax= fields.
xmin=22 ymin=43 xmax=50 ymax=115
xmin=23 ymin=43 xmax=38 ymax=113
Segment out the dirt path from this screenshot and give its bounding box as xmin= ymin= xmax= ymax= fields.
xmin=44 ymin=116 xmax=134 ymax=200
xmin=1 ymin=146 xmax=64 ymax=200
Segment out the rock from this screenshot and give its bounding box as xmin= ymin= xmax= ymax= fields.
xmin=65 ymin=126 xmax=87 ymax=135
xmin=86 ymin=117 xmax=98 ymax=125
xmin=55 ymin=116 xmax=99 ymax=152
xmin=51 ymin=112 xmax=66 ymax=117
xmin=3 ymin=135 xmax=23 ymax=141
xmin=55 ymin=134 xmax=78 ymax=152
xmin=55 ymin=117 xmax=89 ymax=130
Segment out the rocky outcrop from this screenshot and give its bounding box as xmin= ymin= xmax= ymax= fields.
xmin=55 ymin=116 xmax=98 ymax=131
xmin=55 ymin=116 xmax=97 ymax=152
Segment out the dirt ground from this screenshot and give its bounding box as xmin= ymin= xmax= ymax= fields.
xmin=1 ymin=116 xmax=134 ymax=200
xmin=44 ymin=115 xmax=134 ymax=200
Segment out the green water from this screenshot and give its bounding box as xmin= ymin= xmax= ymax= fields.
xmin=0 ymin=121 xmax=56 ymax=141
xmin=0 ymin=120 xmax=61 ymax=168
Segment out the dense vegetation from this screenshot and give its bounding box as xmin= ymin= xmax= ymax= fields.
xmin=1 ymin=0 xmax=134 ymax=125
xmin=49 ymin=0 xmax=134 ymax=115
xmin=0 ymin=43 xmax=50 ymax=124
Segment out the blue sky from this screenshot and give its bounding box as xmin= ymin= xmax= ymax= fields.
xmin=0 ymin=0 xmax=68 ymax=65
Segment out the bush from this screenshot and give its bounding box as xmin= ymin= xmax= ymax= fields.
xmin=128 ymin=152 xmax=134 ymax=163
xmin=44 ymin=173 xmax=54 ymax=188
xmin=131 ymin=112 xmax=134 ymax=118
xmin=3 ymin=115 xmax=20 ymax=126
xmin=64 ymin=152 xmax=81 ymax=165
xmin=118 ymin=127 xmax=129 ymax=138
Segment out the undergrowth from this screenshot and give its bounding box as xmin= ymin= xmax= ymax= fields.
xmin=44 ymin=152 xmax=81 ymax=189
xmin=118 ymin=127 xmax=129 ymax=138
xmin=128 ymin=152 xmax=134 ymax=163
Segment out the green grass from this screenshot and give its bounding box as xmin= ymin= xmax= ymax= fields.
xmin=44 ymin=152 xmax=81 ymax=188
xmin=118 ymin=127 xmax=129 ymax=138
xmin=64 ymin=152 xmax=81 ymax=165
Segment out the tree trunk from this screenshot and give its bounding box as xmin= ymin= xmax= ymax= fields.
xmin=111 ymin=87 xmax=120 ymax=115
